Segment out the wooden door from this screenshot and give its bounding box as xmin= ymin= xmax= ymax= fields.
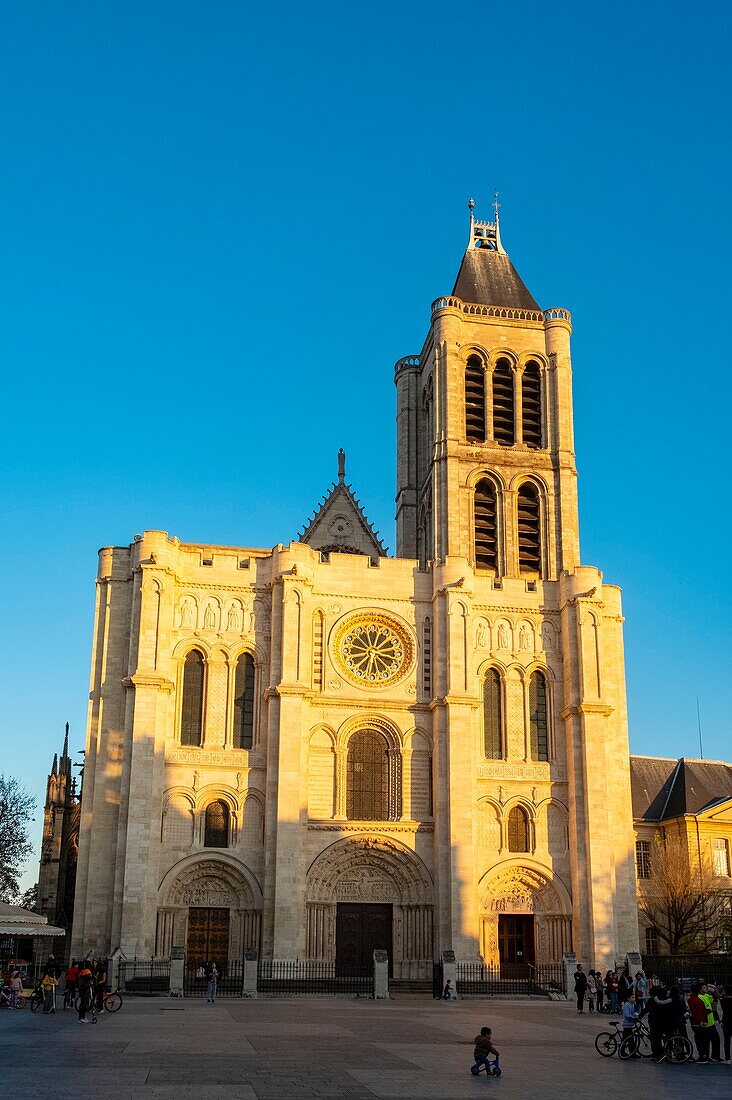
xmin=498 ymin=915 xmax=534 ymax=977
xmin=335 ymin=903 xmax=393 ymax=973
xmin=186 ymin=907 xmax=230 ymax=966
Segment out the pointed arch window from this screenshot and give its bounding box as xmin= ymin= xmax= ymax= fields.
xmin=204 ymin=800 xmax=229 ymax=847
xmin=492 ymin=359 xmax=515 ymax=446
xmin=529 ymin=671 xmax=549 ymax=761
xmin=346 ymin=730 xmax=389 ymax=821
xmin=180 ymin=650 xmax=205 ymax=746
xmin=233 ymin=653 xmax=255 ymax=749
xmin=483 ymin=669 xmax=503 ymax=759
xmin=465 ymin=356 xmax=486 ymax=442
xmin=474 ymin=479 xmax=498 ymax=571
xmin=507 ymin=806 xmax=530 ymax=852
xmin=517 ymin=482 xmax=542 ymax=575
xmin=522 ymin=361 xmax=542 ymax=448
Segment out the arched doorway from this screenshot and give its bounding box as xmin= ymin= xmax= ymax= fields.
xmin=305 ymin=835 xmax=434 ymax=980
xmin=479 ymin=862 xmax=571 ymax=973
xmin=156 ymin=855 xmax=262 ymax=965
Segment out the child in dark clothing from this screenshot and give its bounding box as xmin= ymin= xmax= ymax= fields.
xmin=472 ymin=1027 xmax=500 ymax=1075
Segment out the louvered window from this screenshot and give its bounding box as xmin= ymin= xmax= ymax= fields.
xmin=180 ymin=650 xmax=205 ymax=746
xmin=474 ymin=479 xmax=498 ymax=571
xmin=492 ymin=359 xmax=515 ymax=445
xmin=204 ymin=800 xmax=229 ymax=847
xmin=517 ymin=483 xmax=542 ymax=574
xmin=508 ymin=806 xmax=529 ymax=852
xmin=422 ymin=617 xmax=432 ymax=697
xmin=233 ymin=653 xmax=255 ymax=749
xmin=465 ymin=357 xmax=486 ymax=442
xmin=522 ymin=361 xmax=542 ymax=448
xmin=483 ymin=669 xmax=503 ymax=759
xmin=346 ymin=731 xmax=389 ymax=821
xmin=313 ymin=611 xmax=324 ymax=691
xmin=529 ymin=671 xmax=549 ymax=761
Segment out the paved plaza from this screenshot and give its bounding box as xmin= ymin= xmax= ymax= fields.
xmin=1 ymin=996 xmax=730 ymax=1099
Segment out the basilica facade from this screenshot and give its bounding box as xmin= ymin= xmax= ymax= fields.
xmin=71 ymin=208 xmax=639 ymax=976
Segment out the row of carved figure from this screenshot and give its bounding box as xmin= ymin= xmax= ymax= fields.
xmin=177 ymin=595 xmax=269 ymax=634
xmin=474 ymin=617 xmax=556 ymax=653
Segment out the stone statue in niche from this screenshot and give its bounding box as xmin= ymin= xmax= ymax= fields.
xmin=203 ymin=603 xmax=217 ymax=630
xmin=475 ymin=620 xmax=488 ymax=649
xmin=179 ymin=597 xmax=195 ymax=629
xmin=541 ymin=623 xmax=554 ymax=651
xmin=227 ymin=603 xmax=243 ymax=632
xmin=497 ymin=623 xmax=510 ymax=650
xmin=519 ymin=624 xmax=532 ymax=651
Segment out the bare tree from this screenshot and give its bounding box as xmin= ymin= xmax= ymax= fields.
xmin=0 ymin=775 xmax=36 ymax=903
xmin=638 ymin=831 xmax=730 ymax=955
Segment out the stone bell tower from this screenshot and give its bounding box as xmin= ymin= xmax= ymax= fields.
xmin=394 ymin=200 xmax=639 ymax=967
xmin=396 ymin=197 xmax=578 ymax=579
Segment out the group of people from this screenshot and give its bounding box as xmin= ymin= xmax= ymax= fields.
xmin=63 ymin=958 xmax=109 ymax=1022
xmin=575 ymin=962 xmax=732 ymax=1065
xmin=574 ymin=965 xmax=645 ymax=1014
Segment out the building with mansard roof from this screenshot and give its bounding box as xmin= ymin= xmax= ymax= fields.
xmin=71 ymin=205 xmax=639 ymax=978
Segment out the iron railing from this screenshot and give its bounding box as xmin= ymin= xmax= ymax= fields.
xmin=257 ymin=959 xmax=373 ymax=996
xmin=456 ymin=961 xmax=565 ymax=997
xmin=643 ymin=953 xmax=732 ymax=992
xmin=118 ymin=957 xmax=170 ymax=994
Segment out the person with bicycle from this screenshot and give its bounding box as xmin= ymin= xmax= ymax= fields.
xmin=472 ymin=1027 xmax=499 ymax=1075
xmin=621 ymin=994 xmax=639 ymax=1053
xmin=94 ymin=961 xmax=108 ymax=1013
xmin=639 ymin=985 xmax=673 ymax=1062
xmin=64 ymin=960 xmax=79 ymax=1009
xmin=77 ymin=964 xmax=93 ymax=1024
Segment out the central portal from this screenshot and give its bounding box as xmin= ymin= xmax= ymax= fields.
xmin=335 ymin=903 xmax=393 ymax=973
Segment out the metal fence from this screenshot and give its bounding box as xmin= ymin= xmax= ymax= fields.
xmin=118 ymin=957 xmax=171 ymax=994
xmin=456 ymin=962 xmax=565 ymax=997
xmin=643 ymin=954 xmax=732 ymax=992
xmin=257 ymin=959 xmax=373 ymax=996
xmin=183 ymin=960 xmax=245 ymax=998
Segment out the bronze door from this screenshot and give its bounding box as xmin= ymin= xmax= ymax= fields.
xmin=335 ymin=903 xmax=393 ymax=973
xmin=498 ymin=915 xmax=534 ymax=978
xmin=186 ymin=907 xmax=230 ymax=966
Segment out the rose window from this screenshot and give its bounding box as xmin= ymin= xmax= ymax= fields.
xmin=333 ymin=612 xmax=413 ymax=688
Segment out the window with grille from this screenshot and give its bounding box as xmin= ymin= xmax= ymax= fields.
xmin=492 ymin=359 xmax=515 ymax=445
xmin=422 ymin=618 xmax=432 ymax=697
xmin=474 ymin=479 xmax=498 ymax=571
xmin=529 ymin=671 xmax=549 ymax=761
xmin=507 ymin=806 xmax=529 ymax=852
xmin=645 ymin=927 xmax=658 ymax=954
xmin=483 ymin=669 xmax=503 ymax=759
xmin=204 ymin=800 xmax=229 ymax=847
xmin=635 ymin=840 xmax=652 ymax=879
xmin=465 ymin=356 xmax=486 ymax=442
xmin=713 ymin=838 xmax=731 ymax=877
xmin=313 ymin=612 xmax=324 ymax=691
xmin=180 ymin=650 xmax=205 ymax=746
xmin=346 ymin=731 xmax=389 ymax=821
xmin=522 ymin=361 xmax=542 ymax=447
xmin=517 ymin=482 xmax=542 ymax=574
xmin=233 ymin=653 xmax=255 ymax=749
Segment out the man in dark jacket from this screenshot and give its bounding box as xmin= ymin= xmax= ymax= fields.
xmin=574 ymin=965 xmax=588 ymax=1013
xmin=640 ymin=986 xmax=673 ymax=1060
xmin=472 ymin=1027 xmax=499 ymax=1075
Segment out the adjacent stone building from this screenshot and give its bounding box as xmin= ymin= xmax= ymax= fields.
xmin=37 ymin=724 xmax=80 ymax=957
xmin=71 ymin=206 xmax=639 ymax=975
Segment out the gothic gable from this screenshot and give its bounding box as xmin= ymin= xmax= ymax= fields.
xmin=299 ymin=450 xmax=387 ymax=558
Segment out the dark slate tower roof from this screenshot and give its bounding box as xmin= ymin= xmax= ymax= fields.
xmin=452 ymin=196 xmax=540 ymax=311
xmin=452 ymin=249 xmax=540 ymax=311
xmin=630 ymin=755 xmax=732 ymax=821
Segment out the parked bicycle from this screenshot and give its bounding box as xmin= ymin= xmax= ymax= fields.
xmin=0 ymin=985 xmax=26 ymax=1009
xmin=594 ymin=1019 xmax=626 ymax=1057
xmin=71 ymin=988 xmax=123 ymax=1013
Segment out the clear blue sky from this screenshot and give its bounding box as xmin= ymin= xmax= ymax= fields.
xmin=2 ymin=2 xmax=730 ymax=885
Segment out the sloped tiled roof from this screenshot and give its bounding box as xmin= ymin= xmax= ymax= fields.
xmin=452 ymin=249 xmax=541 ymax=311
xmin=630 ymin=755 xmax=732 ymax=821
